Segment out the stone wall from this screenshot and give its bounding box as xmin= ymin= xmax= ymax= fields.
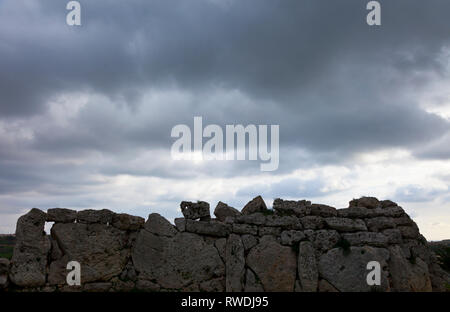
xmin=0 ymin=196 xmax=449 ymax=292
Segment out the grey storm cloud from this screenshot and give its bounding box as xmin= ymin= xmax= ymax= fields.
xmin=1 ymin=0 xmax=450 ymax=224
xmin=1 ymin=0 xmax=449 ymax=154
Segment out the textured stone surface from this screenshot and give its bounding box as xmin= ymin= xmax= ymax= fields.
xmin=225 ymin=234 xmax=245 ymax=291
xmin=300 ymin=216 xmax=324 ymax=230
xmin=180 ymin=201 xmax=211 ymax=220
xmin=366 ymin=217 xmax=396 ymax=232
xmin=145 ymin=213 xmax=177 ymax=237
xmin=47 ymin=208 xmax=77 ymax=223
xmin=258 ymin=226 xmax=281 ymax=236
xmin=342 ymin=232 xmax=388 ymax=247
xmin=298 ymin=242 xmax=318 ymax=292
xmin=51 ymin=223 xmax=129 ymax=284
xmin=214 ymin=202 xmax=241 ymax=222
xmin=324 ymin=217 xmax=367 ymax=232
xmin=388 ymin=245 xmax=432 ymax=292
xmin=4 ymin=196 xmax=448 ymax=292
xmin=9 ymin=209 xmax=50 ymax=287
xmin=273 ymin=198 xmax=310 ymax=216
xmin=77 ymin=209 xmax=114 ymax=224
xmin=241 ymin=196 xmax=268 ymax=215
xmin=200 ymin=277 xmax=225 ymax=292
xmin=280 ymin=230 xmax=305 ymax=245
xmin=241 ymin=234 xmax=258 ymax=251
xmin=310 ymin=230 xmax=341 ymax=253
xmin=214 ymin=238 xmax=226 ymax=262
xmin=244 ymin=269 xmax=264 ymax=292
xmin=186 ymin=220 xmax=231 ymax=237
xmin=309 ymin=204 xmax=337 ymax=217
xmin=318 ymin=279 xmax=339 ymax=292
xmin=235 ymin=213 xmax=266 ymax=225
xmin=349 ymin=197 xmax=380 ymax=209
xmin=232 ymin=223 xmax=258 ymax=235
xmin=132 ymin=231 xmax=224 ymax=289
xmin=174 ymin=218 xmax=186 ymax=232
xmin=398 ymin=225 xmax=420 ymax=239
xmin=247 ymin=239 xmax=296 ymax=292
xmin=319 ymin=246 xmax=390 ymax=292
xmin=337 ymin=207 xmax=371 ymax=218
xmin=265 ymin=215 xmax=302 ymax=229
xmin=112 ymin=213 xmax=145 ymax=231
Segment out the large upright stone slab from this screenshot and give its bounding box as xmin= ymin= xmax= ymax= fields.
xmin=246 ymin=238 xmax=296 ymax=291
xmin=226 ymin=234 xmax=245 ymax=291
xmin=50 ymin=223 xmax=129 ymax=284
xmin=388 ymin=245 xmax=432 ymax=292
xmin=9 ymin=208 xmax=50 ymax=287
xmin=298 ymin=241 xmax=318 ymax=292
xmin=318 ymin=246 xmax=390 ymax=292
xmin=132 ymin=231 xmax=224 ymax=289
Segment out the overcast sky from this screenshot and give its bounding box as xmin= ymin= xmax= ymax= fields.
xmin=1 ymin=0 xmax=450 ymax=240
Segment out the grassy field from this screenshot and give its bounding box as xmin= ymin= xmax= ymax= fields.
xmin=0 ymin=235 xmax=15 ymax=260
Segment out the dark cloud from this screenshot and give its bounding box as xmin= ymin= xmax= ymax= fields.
xmin=1 ymin=0 xmax=450 ymax=232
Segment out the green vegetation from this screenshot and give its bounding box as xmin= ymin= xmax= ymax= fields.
xmin=0 ymin=235 xmax=15 ymax=260
xmin=430 ymin=243 xmax=450 ymax=273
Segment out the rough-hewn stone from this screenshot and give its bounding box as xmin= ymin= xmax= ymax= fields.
xmin=300 ymin=216 xmax=324 ymax=230
xmin=112 ymin=213 xmax=145 ymax=231
xmin=349 ymin=197 xmax=380 ymax=209
xmin=241 ymin=234 xmax=258 ymax=251
xmin=324 ymin=217 xmax=367 ymax=232
xmin=77 ymin=209 xmax=114 ymax=224
xmin=225 ymin=234 xmax=245 ymax=291
xmin=273 ymin=198 xmax=310 ymax=216
xmin=232 ymin=223 xmax=258 ymax=235
xmin=180 ymin=201 xmax=211 ymax=220
xmin=145 ymin=213 xmax=177 ymax=237
xmin=319 ymin=246 xmax=390 ymax=292
xmin=309 ymin=204 xmax=337 ymax=218
xmin=51 ymin=223 xmax=129 ymax=284
xmin=247 ymin=239 xmax=296 ymax=292
xmin=244 ymin=269 xmax=264 ymax=292
xmin=47 ymin=208 xmax=77 ymax=223
xmin=298 ymin=242 xmax=318 ymax=292
xmin=388 ymin=245 xmax=432 ymax=292
xmin=365 ymin=217 xmax=396 ymax=232
xmin=214 ymin=202 xmax=241 ymax=222
xmin=132 ymin=231 xmax=224 ymax=289
xmin=235 ymin=213 xmax=266 ymax=225
xmin=241 ymin=196 xmax=268 ymax=215
xmin=280 ymin=230 xmax=305 ymax=246
xmin=342 ymin=232 xmax=388 ymax=247
xmin=185 ymin=220 xmax=231 ymax=237
xmin=4 ymin=196 xmax=448 ymax=292
xmin=9 ymin=209 xmax=50 ymax=287
xmin=265 ymin=215 xmax=302 ymax=229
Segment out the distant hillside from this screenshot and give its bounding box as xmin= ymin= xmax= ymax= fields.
xmin=0 ymin=235 xmax=15 ymax=260
xmin=430 ymin=240 xmax=450 ymax=273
